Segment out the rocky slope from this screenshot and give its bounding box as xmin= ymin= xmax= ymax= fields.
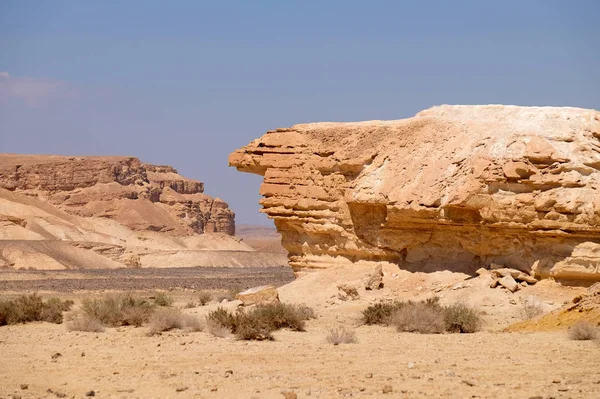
xmin=230 ymin=105 xmax=600 ymax=282
xmin=0 ymin=155 xmax=288 ymax=269
xmin=0 ymin=154 xmax=234 ymax=235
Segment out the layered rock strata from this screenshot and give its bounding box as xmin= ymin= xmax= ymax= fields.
xmin=0 ymin=155 xmax=234 ymax=235
xmin=230 ymin=105 xmax=600 ymax=282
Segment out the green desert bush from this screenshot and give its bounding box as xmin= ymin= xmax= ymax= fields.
xmin=0 ymin=294 xmax=73 ymax=326
xmin=364 ymin=297 xmax=482 ymax=334
xmin=568 ymin=321 xmax=600 ymax=341
xmin=81 ymin=293 xmax=154 ymax=327
xmin=206 ymin=302 xmax=315 ymax=340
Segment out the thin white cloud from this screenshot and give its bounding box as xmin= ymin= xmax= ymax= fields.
xmin=0 ymin=72 xmax=76 ymax=106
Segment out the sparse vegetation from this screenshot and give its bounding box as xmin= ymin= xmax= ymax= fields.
xmin=522 ymin=297 xmax=545 ymax=320
xmin=81 ymin=293 xmax=154 ymax=327
xmin=0 ymin=294 xmax=73 ymax=326
xmin=568 ymin=321 xmax=600 ymax=341
xmin=67 ymin=315 xmax=105 ymax=332
xmin=152 ymin=292 xmax=174 ymax=307
xmin=198 ymin=291 xmax=212 ymax=306
xmin=364 ymin=297 xmax=482 ymax=334
xmin=326 ymin=326 xmax=357 ymax=345
xmin=443 ymin=302 xmax=482 ymax=333
xmin=206 ymin=302 xmax=315 ymax=340
xmin=147 ymin=307 xmax=205 ymax=335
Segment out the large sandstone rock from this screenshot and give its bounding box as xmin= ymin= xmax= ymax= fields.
xmin=0 ymin=155 xmax=234 ymax=235
xmin=230 ymin=105 xmax=600 ymax=282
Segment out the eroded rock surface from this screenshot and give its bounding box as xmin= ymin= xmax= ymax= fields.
xmin=0 ymin=154 xmax=234 ymax=235
xmin=230 ymin=105 xmax=600 ymax=282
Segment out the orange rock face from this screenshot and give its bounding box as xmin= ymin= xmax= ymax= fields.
xmin=0 ymin=154 xmax=234 ymax=235
xmin=230 ymin=105 xmax=600 ymax=282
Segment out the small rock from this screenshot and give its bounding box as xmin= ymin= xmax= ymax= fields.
xmin=509 ymin=299 xmax=517 ymax=305
xmin=81 ymin=352 xmax=85 ymax=357
xmin=365 ymin=373 xmax=373 ymax=378
xmin=19 ymin=384 xmax=28 ymax=390
xmin=51 ymin=353 xmax=62 ymax=360
xmin=281 ymin=391 xmax=297 ymax=399
xmin=552 ymin=379 xmax=561 ymax=384
xmin=445 ymin=370 xmax=455 ymax=377
xmin=85 ymin=391 xmax=95 ymax=397
xmin=210 ymin=386 xmax=218 ymax=392
xmin=498 ymin=275 xmax=519 ymax=292
xmin=452 ymin=282 xmax=464 ymax=290
xmin=382 ymin=385 xmax=393 ymax=394
xmin=520 ymin=281 xmax=528 ymax=287
xmin=407 ymin=362 xmax=415 ymax=369
xmin=462 ymin=380 xmax=476 ymax=387
xmin=176 ymin=387 xmax=188 ymax=392
xmin=475 ymin=267 xmax=489 ymax=276
xmin=529 ymin=396 xmax=543 ymax=399
xmin=236 ymin=285 xmax=279 ymax=306
xmin=224 ymin=370 xmax=233 ymax=378
xmin=337 ymin=284 xmax=359 ymax=300
xmin=489 ymin=279 xmax=499 ymax=288
xmin=365 ymin=264 xmax=384 ymax=290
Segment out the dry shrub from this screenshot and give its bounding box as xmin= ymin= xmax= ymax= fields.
xmin=391 ymin=304 xmax=445 ymax=334
xmin=152 ymin=292 xmax=174 ymax=307
xmin=362 ymin=301 xmax=406 ymax=325
xmin=365 ymin=297 xmax=482 ymax=334
xmin=206 ymin=303 xmax=315 ymax=340
xmin=522 ymin=296 xmax=545 ymax=320
xmin=568 ymin=321 xmax=600 ymax=341
xmin=0 ymin=294 xmax=73 ymax=326
xmin=184 ymin=301 xmax=197 ymax=309
xmin=198 ymin=291 xmax=212 ymax=306
xmin=182 ymin=314 xmax=204 ymax=332
xmin=67 ymin=315 xmax=105 ymax=333
xmin=147 ymin=307 xmax=185 ymax=335
xmin=326 ymin=326 xmax=357 ymax=345
xmin=443 ymin=303 xmax=482 ymax=333
xmin=81 ymin=293 xmax=154 ymax=327
xmin=206 ymin=318 xmax=231 ymax=338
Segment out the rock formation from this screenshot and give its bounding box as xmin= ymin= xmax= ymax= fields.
xmin=0 ymin=154 xmax=288 ymax=269
xmin=230 ymin=105 xmax=600 ymax=282
xmin=0 ymin=154 xmax=234 ymax=235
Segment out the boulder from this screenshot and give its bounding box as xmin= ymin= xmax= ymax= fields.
xmin=235 ymin=285 xmax=280 ymax=306
xmin=365 ymin=264 xmax=384 ymax=290
xmin=498 ymin=275 xmax=520 ymax=293
xmin=230 ymin=105 xmax=600 ymax=283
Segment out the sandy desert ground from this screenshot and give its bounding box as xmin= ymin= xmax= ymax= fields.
xmin=1 ymin=265 xmax=599 ymax=399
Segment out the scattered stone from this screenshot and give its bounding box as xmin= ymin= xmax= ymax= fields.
xmin=365 ymin=264 xmax=384 ymax=290
xmin=81 ymin=352 xmax=85 ymax=357
xmin=19 ymin=384 xmax=28 ymax=390
xmin=492 ymin=268 xmax=538 ymax=284
xmin=476 ymin=267 xmax=489 ymax=276
xmin=462 ymin=380 xmax=476 ymax=387
xmin=489 ymin=279 xmax=499 ymax=288
xmin=224 ymin=370 xmax=233 ymax=378
xmin=382 ymin=385 xmax=393 ymax=394
xmin=281 ymin=391 xmax=297 ymax=399
xmin=51 ymin=353 xmax=62 ymax=360
xmin=337 ymin=284 xmax=359 ymax=300
xmin=236 ymin=285 xmax=279 ymax=306
xmin=529 ymin=396 xmax=543 ymax=399
xmin=365 ymin=373 xmax=373 ymax=379
xmin=498 ymin=275 xmax=520 ymax=292
xmin=210 ymin=386 xmax=218 ymax=392
xmin=445 ymin=370 xmax=455 ymax=377
xmin=509 ymin=299 xmax=517 ymax=305
xmin=407 ymin=362 xmax=415 ymax=369
xmin=85 ymin=391 xmax=95 ymax=397
xmin=176 ymin=387 xmax=188 ymax=392
xmin=552 ymin=379 xmax=561 ymax=384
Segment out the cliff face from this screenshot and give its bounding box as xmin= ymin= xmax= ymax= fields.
xmin=230 ymin=105 xmax=600 ymax=282
xmin=0 ymin=155 xmax=234 ymax=235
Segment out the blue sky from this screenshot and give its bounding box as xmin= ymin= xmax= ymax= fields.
xmin=1 ymin=1 xmax=598 ymax=226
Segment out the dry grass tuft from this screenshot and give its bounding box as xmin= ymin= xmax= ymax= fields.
xmin=81 ymin=293 xmax=154 ymax=327
xmin=147 ymin=307 xmax=186 ymax=335
xmin=198 ymin=291 xmax=212 ymax=306
xmin=152 ymin=292 xmax=174 ymax=307
xmin=568 ymin=321 xmax=600 ymax=341
xmin=522 ymin=296 xmax=545 ymax=320
xmin=326 ymin=326 xmax=357 ymax=345
xmin=365 ymin=297 xmax=482 ymax=334
xmin=206 ymin=318 xmax=231 ymax=338
xmin=67 ymin=315 xmax=105 ymax=333
xmin=391 ymin=303 xmax=446 ymax=334
xmin=0 ymin=294 xmax=73 ymax=326
xmin=205 ymin=303 xmax=315 ymax=340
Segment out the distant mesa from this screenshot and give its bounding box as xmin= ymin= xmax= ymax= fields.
xmin=230 ymin=105 xmax=600 ymax=283
xmin=0 ymin=154 xmax=287 ymax=270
